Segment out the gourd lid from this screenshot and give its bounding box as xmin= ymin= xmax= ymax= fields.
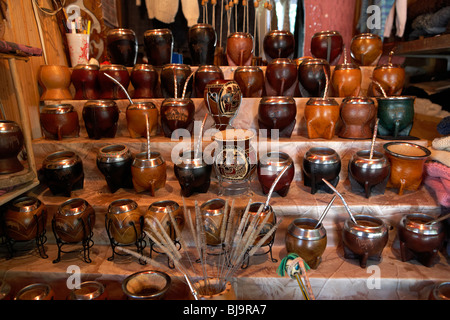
xmin=344 ymin=214 xmax=387 ymax=238
xmin=374 ymin=63 xmax=403 ymax=70
xmin=174 ymin=150 xmax=206 ymax=169
xmin=304 ymin=147 xmax=340 ymax=164
xmin=196 ymin=64 xmax=224 ymax=73
xmin=144 ymin=28 xmax=172 ymax=36
xmin=162 ymin=63 xmax=191 ymax=72
xmin=383 ymin=142 xmax=431 ymax=160
xmin=213 ymin=128 xmax=254 ymax=142
xmin=83 ymin=100 xmax=117 ymax=108
xmin=269 ymin=58 xmax=296 ymax=65
xmin=14 ymin=283 xmax=52 ymax=300
xmin=313 ymin=30 xmax=341 ymax=37
xmin=97 ymin=144 xmax=132 ymax=163
xmin=43 ymin=151 xmax=81 ymax=169
xmin=287 ymin=217 xmax=326 ymax=240
xmin=235 ymin=65 xmax=263 ymax=73
xmin=306 ymin=97 xmax=339 ymax=106
xmin=70 ymin=281 xmax=105 ymax=300
xmin=58 ymin=198 xmax=89 ymax=217
xmin=248 ymin=202 xmax=274 ymax=219
xmin=73 ymin=64 xmax=99 ymax=71
xmin=100 ymin=64 xmax=127 ymax=71
xmin=126 ymin=101 xmax=156 ymax=110
xmin=228 ymin=32 xmax=253 ymax=39
xmin=108 ymin=199 xmax=138 ymax=215
xmin=200 ymin=198 xmax=226 ymax=216
xmin=401 ymin=213 xmax=443 ymax=235
xmin=266 ymin=30 xmax=293 ymax=36
xmin=147 ymin=200 xmax=180 ymax=214
xmin=121 ymin=270 xmax=171 ymax=300
xmin=299 ymin=58 xmax=329 ymax=66
xmin=260 ymin=96 xmax=295 ymax=105
xmin=41 ymin=104 xmax=74 ymax=114
xmin=352 ymin=33 xmax=381 ymax=40
xmin=132 ymin=151 xmax=165 ymax=168
xmin=342 ymin=97 xmax=374 ymax=104
xmin=376 ymin=96 xmax=415 ymax=102
xmin=431 ymin=282 xmax=450 ymax=300
xmin=132 ymin=64 xmax=156 ymax=72
xmin=190 ymin=23 xmax=214 ymax=30
xmin=10 ymin=196 xmax=41 ymax=213
xmin=0 ymin=120 xmax=21 ymax=133
xmin=259 ymin=151 xmax=292 ymax=168
xmin=334 ymin=63 xmax=360 ymax=71
xmin=107 ymin=28 xmax=136 ymax=36
xmin=351 ymin=150 xmax=389 ymax=169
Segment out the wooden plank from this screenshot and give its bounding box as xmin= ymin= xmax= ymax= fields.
xmin=0 ymin=0 xmax=68 ymax=139
xmin=0 ymin=180 xmax=40 ymax=206
xmin=0 ymin=53 xmax=29 ymax=61
xmin=394 ymin=34 xmax=450 ymax=56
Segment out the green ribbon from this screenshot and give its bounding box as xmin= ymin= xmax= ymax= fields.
xmin=277 ymin=253 xmax=310 ymax=277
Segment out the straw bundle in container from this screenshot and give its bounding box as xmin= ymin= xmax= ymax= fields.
xmin=118 ymin=198 xmax=282 ymax=299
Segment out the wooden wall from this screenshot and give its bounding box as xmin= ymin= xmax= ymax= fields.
xmin=0 ymin=0 xmax=67 ymax=139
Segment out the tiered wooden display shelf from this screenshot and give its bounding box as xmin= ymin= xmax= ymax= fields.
xmin=0 ymin=66 xmax=448 ymax=300
xmin=0 ymin=53 xmax=40 ymax=206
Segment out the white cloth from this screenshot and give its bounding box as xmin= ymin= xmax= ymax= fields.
xmin=384 ymin=0 xmax=407 ymax=38
xmin=145 ymin=0 xmax=199 ymax=27
xmin=432 ymin=136 xmax=450 ymax=152
xmin=280 ymin=0 xmax=291 ymax=31
xmin=430 ymin=148 xmax=450 ymax=168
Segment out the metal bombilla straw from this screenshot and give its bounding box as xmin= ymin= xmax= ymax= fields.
xmin=263 ymin=159 xmax=292 ymax=211
xmin=184 ymin=274 xmax=198 ymax=300
xmin=146 ymin=113 xmax=151 ymax=159
xmin=321 ymin=178 xmax=357 ymax=224
xmin=315 ymin=195 xmax=337 ymax=229
xmin=371 ymin=78 xmax=388 ymax=98
xmin=103 ymin=73 xmax=134 ymax=105
xmin=322 ymin=65 xmax=329 ymax=99
xmin=369 ymin=118 xmax=380 ymax=159
xmin=194 ymin=113 xmax=208 ymax=160
xmin=425 ymin=212 xmax=450 ymax=225
xmin=103 ymin=73 xmax=151 ymax=158
xmin=181 ymin=71 xmax=194 ymax=100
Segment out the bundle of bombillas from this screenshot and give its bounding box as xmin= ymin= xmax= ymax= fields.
xmin=118 ymin=198 xmax=281 ymax=300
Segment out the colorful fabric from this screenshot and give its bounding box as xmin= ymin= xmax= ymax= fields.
xmin=0 ymin=40 xmax=42 ymax=56
xmin=437 ymin=116 xmax=450 ymax=135
xmin=424 ymin=161 xmax=450 ymax=207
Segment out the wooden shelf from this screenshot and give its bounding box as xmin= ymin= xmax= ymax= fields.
xmin=394 ymin=34 xmax=450 ymax=56
xmin=2 ymin=63 xmax=447 ymax=301
xmin=0 ymin=52 xmax=39 ymax=206
xmin=0 ymin=241 xmax=448 ymax=300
